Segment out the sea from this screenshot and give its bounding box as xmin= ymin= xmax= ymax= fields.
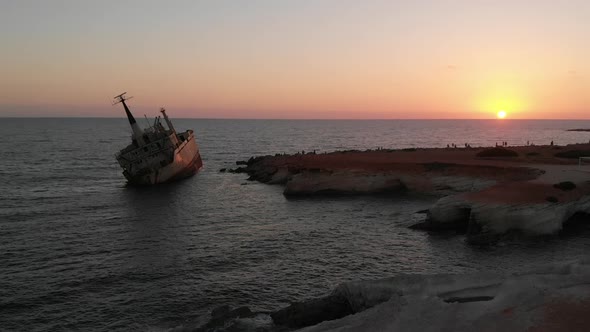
xmin=2 ymin=118 xmax=590 ymax=331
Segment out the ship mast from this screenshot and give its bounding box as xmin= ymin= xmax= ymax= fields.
xmin=160 ymin=108 xmax=176 ymax=134
xmin=113 ymin=92 xmax=144 ymax=144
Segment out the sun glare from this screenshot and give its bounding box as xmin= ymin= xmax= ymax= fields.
xmin=497 ymin=110 xmax=507 ymax=119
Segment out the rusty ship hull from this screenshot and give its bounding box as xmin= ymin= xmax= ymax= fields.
xmin=122 ymin=131 xmax=203 ymax=185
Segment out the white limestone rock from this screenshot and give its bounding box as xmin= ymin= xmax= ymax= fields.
xmin=298 ymin=259 xmax=590 ymax=332
xmin=469 ymin=202 xmax=576 ymax=236
xmin=409 ymin=195 xmax=473 ymax=231
xmin=268 ymin=167 xmax=291 ymax=184
xmin=283 ymin=171 xmax=406 ymax=196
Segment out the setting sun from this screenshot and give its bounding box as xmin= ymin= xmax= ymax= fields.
xmin=497 ymin=110 xmax=507 ymax=119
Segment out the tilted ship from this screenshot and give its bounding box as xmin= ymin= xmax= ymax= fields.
xmin=114 ymin=92 xmax=203 ymax=185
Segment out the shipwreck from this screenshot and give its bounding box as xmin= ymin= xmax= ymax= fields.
xmin=114 ymin=92 xmax=202 ymax=185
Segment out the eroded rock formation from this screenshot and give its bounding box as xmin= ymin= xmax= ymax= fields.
xmin=290 ymin=259 xmax=590 ymax=332
xmin=230 ymin=144 xmax=590 ymax=244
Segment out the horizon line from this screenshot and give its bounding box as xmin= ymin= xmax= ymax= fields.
xmin=1 ymin=116 xmax=590 ymax=121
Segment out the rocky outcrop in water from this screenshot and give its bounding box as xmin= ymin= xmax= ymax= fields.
xmin=567 ymin=128 xmax=590 ymax=132
xmin=413 ymin=183 xmax=590 ymax=245
xmin=230 ymin=145 xmax=590 ymax=244
xmin=230 ymin=154 xmax=535 ymax=197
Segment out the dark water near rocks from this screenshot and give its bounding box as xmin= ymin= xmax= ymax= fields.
xmin=2 ymin=118 xmax=590 ymax=331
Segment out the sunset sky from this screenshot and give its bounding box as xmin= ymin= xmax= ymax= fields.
xmin=1 ymin=0 xmax=588 ymax=119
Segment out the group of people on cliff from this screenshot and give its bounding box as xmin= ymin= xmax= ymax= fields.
xmin=447 ymin=143 xmax=472 ymax=148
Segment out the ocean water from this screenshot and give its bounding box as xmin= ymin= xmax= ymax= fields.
xmin=2 ymin=118 xmax=590 ymax=331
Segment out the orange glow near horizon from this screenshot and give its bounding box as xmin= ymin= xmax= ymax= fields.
xmin=1 ymin=2 xmax=589 ymax=119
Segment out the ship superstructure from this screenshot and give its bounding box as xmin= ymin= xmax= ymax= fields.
xmin=114 ymin=92 xmax=202 ymax=185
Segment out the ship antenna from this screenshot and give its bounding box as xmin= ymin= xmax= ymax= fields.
xmin=113 ymin=92 xmax=136 ymax=124
xmin=143 ymin=114 xmax=155 ymax=130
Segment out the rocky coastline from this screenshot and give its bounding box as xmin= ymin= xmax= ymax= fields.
xmin=188 ymin=144 xmax=590 ymax=332
xmin=185 ymin=259 xmax=590 ymax=331
xmin=283 ymin=259 xmax=590 ymax=331
xmin=226 ymin=144 xmax=590 ymax=245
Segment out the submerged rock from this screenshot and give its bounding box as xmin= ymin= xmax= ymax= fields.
xmin=211 ymin=304 xmax=231 ymax=319
xmin=227 ymin=167 xmax=247 ymax=173
xmin=193 ymin=305 xmax=256 ymax=332
xmin=270 ymin=293 xmax=353 ymax=328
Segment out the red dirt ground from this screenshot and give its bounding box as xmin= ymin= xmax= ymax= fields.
xmin=257 ymin=143 xmax=590 ymax=203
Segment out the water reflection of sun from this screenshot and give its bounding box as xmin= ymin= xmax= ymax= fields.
xmin=497 ymin=110 xmax=507 ymax=119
